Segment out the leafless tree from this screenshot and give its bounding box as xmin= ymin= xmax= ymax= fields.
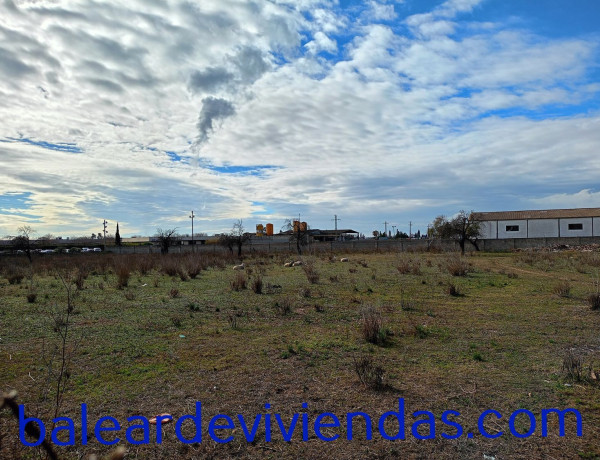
xmin=11 ymin=225 xmax=36 ymax=262
xmin=219 ymin=220 xmax=251 ymax=257
xmin=155 ymin=227 xmax=179 ymax=254
xmin=284 ymin=219 xmax=309 ymax=255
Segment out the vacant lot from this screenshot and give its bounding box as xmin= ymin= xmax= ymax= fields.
xmin=1 ymin=250 xmax=600 ymax=459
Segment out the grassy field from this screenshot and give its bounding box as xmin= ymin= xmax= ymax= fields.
xmin=1 ymin=249 xmax=600 ymax=459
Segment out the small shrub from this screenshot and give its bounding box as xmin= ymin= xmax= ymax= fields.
xmin=587 ymin=293 xmax=600 ymax=310
xmin=228 ymin=313 xmax=237 ymax=329
xmin=136 ymin=255 xmax=156 ymax=275
xmin=299 ymin=287 xmax=311 ymax=298
xmin=124 ymin=290 xmax=135 ymax=301
xmin=360 ymin=305 xmax=389 ymax=345
xmin=187 ymin=302 xmax=200 ymax=312
xmin=303 ymin=261 xmax=320 ymax=284
xmin=400 ymin=288 xmax=416 ymax=311
xmin=231 ymin=272 xmax=247 ymax=291
xmin=446 ymin=256 xmax=470 ymax=277
xmin=274 ymin=297 xmax=294 ymax=315
xmin=74 ymin=266 xmax=89 ymax=290
xmin=115 ymin=264 xmax=130 ymax=289
xmin=552 ymin=280 xmax=571 ymax=297
xmin=184 ymin=256 xmax=204 ymax=279
xmin=446 ymin=282 xmax=462 ymax=297
xmin=7 ymin=271 xmax=25 ymax=285
xmin=169 ymin=287 xmax=180 ymax=298
xmin=353 ymin=356 xmax=385 ymax=390
xmin=329 ymin=275 xmax=339 ymax=283
xmin=251 ymin=275 xmax=263 ymax=294
xmin=314 ymin=304 xmax=324 ymax=313
xmin=414 ymin=324 xmax=431 ymax=338
xmin=562 ymin=349 xmax=583 ymax=381
xmin=396 ymin=260 xmax=410 ymax=274
xmin=472 ymin=352 xmax=485 ymax=362
xmin=507 ymin=272 xmax=518 ymax=279
xmin=27 ymin=292 xmax=37 ymax=303
xmin=171 ymin=316 xmax=183 ymax=328
xmin=349 ymin=268 xmax=357 ymax=274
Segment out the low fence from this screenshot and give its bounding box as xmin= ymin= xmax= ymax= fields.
xmin=103 ymin=236 xmax=600 ymax=255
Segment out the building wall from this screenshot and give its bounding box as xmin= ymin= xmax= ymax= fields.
xmin=480 ymin=217 xmax=599 ymax=239
xmin=497 ymin=220 xmax=528 ymax=239
xmin=479 ymin=221 xmax=496 ymax=239
xmin=559 ymin=218 xmax=593 ymax=237
xmin=527 ymin=219 xmax=558 ymax=238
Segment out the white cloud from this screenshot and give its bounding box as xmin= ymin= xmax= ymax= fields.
xmin=0 ymin=0 xmax=598 ymax=236
xmin=528 ymin=190 xmax=600 ymax=209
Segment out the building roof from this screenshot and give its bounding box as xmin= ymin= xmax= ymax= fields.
xmin=472 ymin=208 xmax=600 ymax=221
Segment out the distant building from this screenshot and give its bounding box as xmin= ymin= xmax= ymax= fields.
xmin=472 ymin=208 xmax=600 ymax=239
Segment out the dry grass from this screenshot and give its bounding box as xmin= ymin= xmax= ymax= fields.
xmin=230 ymin=271 xmax=247 ymax=291
xmin=2 ymin=250 xmax=600 ymax=459
xmin=552 ymin=280 xmax=571 ymax=297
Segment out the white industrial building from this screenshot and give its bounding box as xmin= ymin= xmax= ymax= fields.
xmin=472 ymin=208 xmax=600 ymax=239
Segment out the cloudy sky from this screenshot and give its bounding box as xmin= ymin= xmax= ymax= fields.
xmin=1 ymin=0 xmax=599 ymax=238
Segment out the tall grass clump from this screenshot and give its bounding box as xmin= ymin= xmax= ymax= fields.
xmin=588 ymin=293 xmax=600 ymax=310
xmin=302 ymin=259 xmax=320 ymax=284
xmin=115 ymin=263 xmax=130 ymax=289
xmin=446 ymin=255 xmax=470 ymax=277
xmin=231 ymin=271 xmax=247 ymax=291
xmin=360 ymin=305 xmax=389 ymax=345
xmin=552 ymin=280 xmax=571 ymax=298
xmin=251 ymin=275 xmax=263 ymax=294
xmin=353 ymin=355 xmax=385 ymax=390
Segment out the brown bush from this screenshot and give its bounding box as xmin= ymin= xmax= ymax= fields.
xmin=251 ymin=275 xmax=263 ymax=294
xmin=302 ymin=260 xmax=320 ymax=284
xmin=353 ymin=355 xmax=385 ymax=390
xmin=231 ymin=271 xmax=247 ymax=291
xmin=446 ymin=256 xmax=470 ymax=277
xmin=588 ymin=293 xmax=600 ymax=310
xmin=115 ymin=264 xmax=130 ymax=289
xmin=552 ymin=280 xmax=571 ymax=297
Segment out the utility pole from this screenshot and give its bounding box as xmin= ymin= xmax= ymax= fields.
xmin=332 ymin=214 xmax=341 ymax=231
xmin=409 ymin=221 xmax=412 ymax=239
xmin=102 ymin=219 xmax=108 ymax=247
xmin=392 ymin=225 xmax=396 ymax=236
xmin=189 ymin=210 xmax=195 ymax=252
xmin=383 ymin=221 xmax=389 ymax=236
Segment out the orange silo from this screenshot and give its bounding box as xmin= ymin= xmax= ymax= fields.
xmin=293 ymin=220 xmax=300 ymax=233
xmin=300 ymin=221 xmax=307 ymax=231
xmin=266 ymin=223 xmax=274 ymax=236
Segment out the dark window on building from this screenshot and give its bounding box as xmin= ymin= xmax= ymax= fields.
xmin=506 ymin=225 xmax=519 ymax=232
xmin=568 ymin=223 xmax=583 ymax=230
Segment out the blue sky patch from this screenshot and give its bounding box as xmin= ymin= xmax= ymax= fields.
xmin=7 ymin=137 xmax=83 ymax=153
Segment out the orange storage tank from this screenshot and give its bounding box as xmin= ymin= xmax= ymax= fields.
xmin=300 ymin=221 xmax=307 ymax=231
xmin=293 ymin=220 xmax=300 ymax=232
xmin=266 ymin=223 xmax=274 ymax=236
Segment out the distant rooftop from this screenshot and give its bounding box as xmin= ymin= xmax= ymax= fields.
xmin=472 ymin=208 xmax=600 ymax=221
